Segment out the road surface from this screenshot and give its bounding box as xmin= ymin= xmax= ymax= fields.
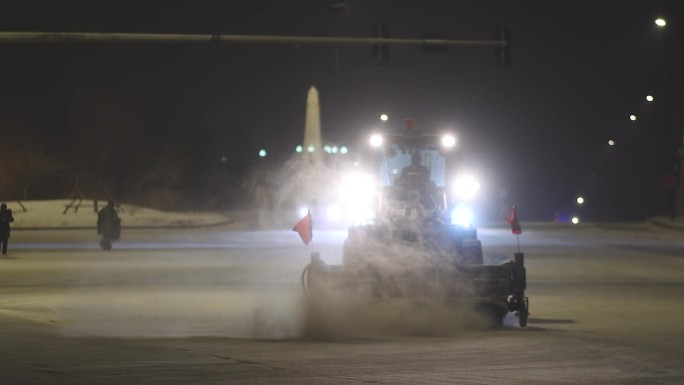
xmin=1 ymin=222 xmax=683 ymax=384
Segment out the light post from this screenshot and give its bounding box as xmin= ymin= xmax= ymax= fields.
xmin=653 ymin=15 xmax=683 ymax=220
xmin=646 ymin=17 xmax=684 ymax=221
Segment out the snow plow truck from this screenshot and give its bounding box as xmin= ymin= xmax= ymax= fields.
xmin=301 ymin=123 xmax=529 ymax=328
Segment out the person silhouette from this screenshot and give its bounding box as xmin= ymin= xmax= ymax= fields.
xmin=400 ymin=152 xmax=430 ymax=181
xmin=396 ymin=152 xmax=435 ymax=212
xmin=97 ymin=201 xmax=121 ymax=250
xmin=0 ymin=203 xmax=15 ymax=255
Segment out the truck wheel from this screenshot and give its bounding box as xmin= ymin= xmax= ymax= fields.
xmin=519 ymin=297 xmax=529 ymax=327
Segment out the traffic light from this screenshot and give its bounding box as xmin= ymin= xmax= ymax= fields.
xmin=496 ymin=25 xmax=512 ymax=67
xmin=372 ymin=23 xmax=389 ymax=65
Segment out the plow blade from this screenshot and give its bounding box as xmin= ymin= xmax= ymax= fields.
xmin=302 ymin=252 xmax=528 ymax=327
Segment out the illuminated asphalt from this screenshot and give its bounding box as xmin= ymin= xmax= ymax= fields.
xmin=1 ymin=223 xmax=683 ymax=384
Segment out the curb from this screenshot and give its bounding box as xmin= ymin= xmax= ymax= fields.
xmin=648 ymin=217 xmax=684 ymax=231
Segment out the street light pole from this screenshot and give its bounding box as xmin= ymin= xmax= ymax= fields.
xmin=658 ymin=18 xmax=684 ymax=221
xmin=646 ymin=16 xmax=681 ymax=220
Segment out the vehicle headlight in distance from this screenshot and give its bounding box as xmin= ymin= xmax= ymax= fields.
xmin=369 ymin=133 xmax=384 ymax=148
xmin=452 ymin=175 xmax=480 ymax=200
xmin=441 ymin=134 xmax=456 ymax=149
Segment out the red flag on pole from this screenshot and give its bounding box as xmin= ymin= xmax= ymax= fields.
xmin=293 ymin=210 xmax=313 ymax=245
xmin=507 ymin=205 xmax=522 ymax=235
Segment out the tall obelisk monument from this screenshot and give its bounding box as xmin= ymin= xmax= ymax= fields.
xmin=303 ymin=86 xmax=323 ymax=162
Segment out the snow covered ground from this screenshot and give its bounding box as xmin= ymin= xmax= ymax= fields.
xmin=1 ymin=222 xmax=683 ymax=384
xmin=7 ymin=200 xmax=231 ymax=229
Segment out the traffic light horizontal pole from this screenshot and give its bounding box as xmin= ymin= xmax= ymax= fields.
xmin=0 ymin=31 xmax=506 ymax=47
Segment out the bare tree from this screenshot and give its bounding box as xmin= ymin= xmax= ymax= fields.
xmin=0 ymin=145 xmax=64 ymax=210
xmin=65 ymin=85 xmax=147 ymax=196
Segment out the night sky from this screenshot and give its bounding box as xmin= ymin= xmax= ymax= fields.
xmin=0 ymin=1 xmax=682 ymax=220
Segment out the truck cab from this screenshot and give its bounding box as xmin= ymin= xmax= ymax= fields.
xmin=343 ymin=126 xmax=483 ymax=266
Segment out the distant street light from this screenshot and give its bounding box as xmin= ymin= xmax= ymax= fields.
xmin=258 ymin=149 xmax=267 ymax=158
xmin=629 ymin=114 xmax=637 ymax=121
xmin=576 ymin=196 xmax=585 ymax=205
xmin=380 ymin=114 xmax=388 ymax=121
xmin=295 ymin=145 xmax=303 ymax=153
xmin=655 ymin=18 xmax=667 ymax=27
xmin=646 ymin=95 xmax=654 ymax=102
xmin=571 ymin=217 xmax=580 ymax=224
xmin=608 ymin=139 xmax=615 ymax=146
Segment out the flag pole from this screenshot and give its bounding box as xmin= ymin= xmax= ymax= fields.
xmin=508 ymin=205 xmax=522 ymax=253
xmin=308 ymin=209 xmax=313 ymax=252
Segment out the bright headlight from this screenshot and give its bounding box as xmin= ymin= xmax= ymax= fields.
xmin=451 ymin=206 xmax=473 ymax=227
xmin=369 ymin=134 xmax=384 ymax=148
xmin=326 ymin=205 xmax=343 ymax=221
xmin=452 ymin=175 xmax=480 ymax=200
xmin=340 ymin=172 xmax=375 ymax=204
xmin=339 ymin=172 xmax=376 ymax=223
xmin=441 ymin=134 xmax=456 ymax=149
